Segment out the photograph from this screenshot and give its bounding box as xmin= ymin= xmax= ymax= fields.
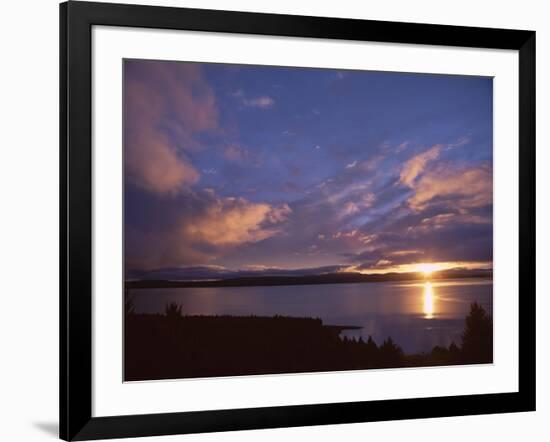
xmin=123 ymin=58 xmax=494 ymax=382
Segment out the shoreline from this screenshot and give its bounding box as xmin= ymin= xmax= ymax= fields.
xmin=126 ymin=271 xmax=493 ymax=290
xmin=124 ymin=311 xmax=492 ymax=381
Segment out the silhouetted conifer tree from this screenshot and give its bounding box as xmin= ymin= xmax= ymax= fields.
xmin=379 ymin=337 xmax=403 ymax=366
xmin=365 ymin=336 xmax=378 ymax=352
xmin=461 ymin=302 xmax=492 ymax=363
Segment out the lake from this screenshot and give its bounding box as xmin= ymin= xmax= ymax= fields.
xmin=128 ymin=278 xmax=492 ymax=354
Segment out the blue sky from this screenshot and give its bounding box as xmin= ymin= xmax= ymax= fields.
xmin=124 ymin=59 xmax=493 ymax=278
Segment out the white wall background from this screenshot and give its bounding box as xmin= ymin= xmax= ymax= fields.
xmin=0 ymin=0 xmax=547 ymax=441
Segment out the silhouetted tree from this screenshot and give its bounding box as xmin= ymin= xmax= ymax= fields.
xmin=124 ymin=288 xmax=135 ymax=317
xmin=461 ymin=302 xmax=492 ymax=364
xmin=430 ymin=345 xmax=449 ymax=363
xmin=363 ymin=335 xmax=379 ymax=366
xmin=448 ymin=342 xmax=460 ymax=363
xmin=449 ymin=342 xmax=459 ymax=354
xmin=379 ymin=337 xmax=403 ymax=367
xmin=365 ymin=336 xmax=378 ymax=353
xmin=165 ymin=302 xmax=183 ymax=320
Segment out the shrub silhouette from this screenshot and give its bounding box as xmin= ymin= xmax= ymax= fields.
xmin=461 ymin=302 xmax=493 ymax=363
xmin=165 ymin=302 xmax=183 ymax=320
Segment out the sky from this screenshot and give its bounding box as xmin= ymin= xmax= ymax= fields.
xmin=124 ymin=59 xmax=493 ymax=279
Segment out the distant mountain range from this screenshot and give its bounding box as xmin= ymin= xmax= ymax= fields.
xmin=126 ymin=267 xmax=492 ymax=289
xmin=126 ymin=265 xmax=347 ymax=282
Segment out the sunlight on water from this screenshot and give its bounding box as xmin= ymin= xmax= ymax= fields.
xmin=423 ymin=281 xmax=435 ymax=319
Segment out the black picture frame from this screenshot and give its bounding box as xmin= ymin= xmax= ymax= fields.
xmin=60 ymin=1 xmax=536 ymax=440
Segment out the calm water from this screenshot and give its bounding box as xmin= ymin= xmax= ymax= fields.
xmin=129 ymin=278 xmax=492 ymax=353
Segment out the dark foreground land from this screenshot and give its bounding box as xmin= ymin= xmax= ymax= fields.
xmin=125 ymin=301 xmax=492 ymax=381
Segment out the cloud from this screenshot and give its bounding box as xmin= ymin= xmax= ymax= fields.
xmin=362 ymin=192 xmax=376 ymax=207
xmin=389 ymin=249 xmax=423 ymax=257
xmin=325 ymin=181 xmax=371 ymax=205
xmin=184 ymin=197 xmax=291 ymax=246
xmin=342 ymin=202 xmax=360 ymax=216
xmin=123 ymin=63 xmax=493 ymax=274
xmin=328 ymin=185 xmax=376 ymax=219
xmin=395 ymin=141 xmax=409 ymax=153
xmin=449 ymin=136 xmax=471 ymax=149
xmin=342 ymin=195 xmax=493 ymax=271
xmin=224 ymin=145 xmax=244 ymax=161
xmin=408 ymin=164 xmax=492 ymax=211
xmin=349 ymin=221 xmax=492 ymax=271
xmin=360 ymin=155 xmax=385 ymax=172
xmin=230 ymin=88 xmax=274 ymax=109
xmin=125 ymin=187 xmax=292 ymax=269
xmin=125 ymin=126 xmax=200 ymax=194
xmin=242 ymin=96 xmax=275 ymax=109
xmin=125 ymin=223 xmax=211 ymax=270
xmin=333 ymin=230 xmax=358 ymax=239
xmin=223 ymin=144 xmax=261 ymax=166
xmin=375 ymin=259 xmax=392 ymax=267
xmin=327 ymin=157 xmax=492 ymax=272
xmin=406 ymin=210 xmax=491 ymax=235
xmin=124 ymin=60 xmax=218 ymax=194
xmin=398 ymin=145 xmax=442 ymax=187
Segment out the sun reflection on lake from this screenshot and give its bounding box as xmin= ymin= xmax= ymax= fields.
xmin=423 ymin=281 xmax=435 ymax=319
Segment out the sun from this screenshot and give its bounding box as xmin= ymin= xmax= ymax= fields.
xmin=416 ymin=263 xmax=441 ymax=276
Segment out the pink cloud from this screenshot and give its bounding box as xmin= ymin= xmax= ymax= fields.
xmin=408 ymin=164 xmax=492 ymax=211
xmin=333 ymin=230 xmax=358 ymax=239
xmin=223 ymin=144 xmax=254 ymax=163
xmin=222 ymin=144 xmax=261 ymax=166
xmin=362 ymin=192 xmax=376 ymax=207
xmin=375 ymin=259 xmax=392 ymax=267
xmin=389 ymin=249 xmax=423 ymax=257
xmin=360 ymin=155 xmax=385 ymax=172
xmin=183 ymin=197 xmax=291 ymax=247
xmin=124 ymin=61 xmax=218 ymax=194
xmin=399 ymin=145 xmax=442 ymax=187
xmin=342 ymin=201 xmax=360 ymax=216
xmin=125 ymin=126 xmax=199 ymax=194
xmin=395 ymin=141 xmax=409 ymax=153
xmin=126 ymin=191 xmax=292 ymax=269
xmin=242 ymin=96 xmax=274 ymax=109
